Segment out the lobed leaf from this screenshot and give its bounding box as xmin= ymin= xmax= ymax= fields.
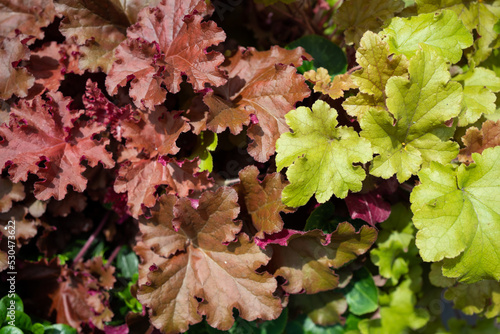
xmin=0 ymin=36 xmax=34 ymax=99
xmin=458 ymin=120 xmax=500 ymax=164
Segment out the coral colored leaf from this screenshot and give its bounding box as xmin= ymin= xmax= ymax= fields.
xmin=458 ymin=120 xmax=500 ymax=164
xmin=234 ymin=165 xmax=293 ymax=238
xmin=276 ymin=100 xmax=372 ymax=207
xmin=0 ymin=177 xmax=25 ymax=213
xmin=333 ymin=0 xmax=404 ymax=46
xmin=203 ymin=46 xmax=311 ymax=162
xmin=411 ymin=146 xmax=500 ymax=283
xmin=0 ymin=93 xmax=114 ymax=200
xmin=114 ymin=156 xmax=212 ymax=218
xmin=0 ymin=36 xmax=34 ymax=99
xmin=106 ymin=0 xmax=226 ymax=109
xmin=304 ymin=68 xmax=356 ymax=100
xmin=381 ymin=10 xmax=473 ymax=64
xmin=0 ymin=0 xmax=56 ymax=40
xmin=345 ymin=191 xmax=391 ymax=226
xmin=343 ymin=31 xmax=408 ymax=119
xmin=0 ymin=205 xmax=40 ymax=248
xmin=360 ymin=48 xmax=462 ymax=183
xmin=120 ymin=107 xmax=190 ymax=157
xmin=55 ymin=0 xmax=162 ymax=72
xmin=453 ymin=67 xmax=500 ymax=126
xmin=136 ymin=189 xmax=281 ymax=333
xmin=264 ymin=223 xmax=377 ymax=294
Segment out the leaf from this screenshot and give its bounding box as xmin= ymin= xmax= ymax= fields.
xmin=291 ymin=291 xmax=348 ymax=326
xmin=0 ymin=0 xmax=56 ymax=40
xmin=333 ymin=0 xmax=405 ymax=46
xmin=287 ymin=35 xmax=347 ymax=76
xmin=444 ymin=280 xmax=500 ymax=318
xmin=114 ymin=155 xmax=212 ymax=218
xmin=136 ymin=189 xmax=281 ymax=333
xmin=453 ymin=67 xmax=500 ymax=126
xmin=0 ymin=93 xmax=114 ymax=200
xmin=381 ymin=10 xmax=473 ymax=63
xmin=410 ymin=146 xmax=500 ymax=283
xmin=428 ymin=262 xmax=456 ymax=288
xmin=116 ymin=246 xmax=139 ymax=279
xmin=458 ymin=120 xmax=500 ymax=164
xmin=0 ymin=36 xmax=35 ymax=99
xmin=276 ymin=100 xmax=373 ymax=207
xmin=304 ymin=202 xmax=338 ymax=233
xmin=106 ymin=0 xmax=226 ymax=109
xmin=343 ymin=31 xmax=409 ymax=119
xmin=304 ymin=69 xmax=356 ymax=100
xmin=203 ymin=46 xmax=311 ymax=162
xmin=344 ymin=191 xmax=391 ymax=226
xmin=234 ymin=165 xmax=293 ymax=238
xmin=416 ymin=0 xmax=500 ymax=63
xmin=360 ymin=47 xmax=462 ymax=182
xmin=0 ymin=205 xmax=40 ymax=248
xmin=188 ymin=131 xmax=218 ymax=172
xmin=264 ymin=222 xmax=377 ymax=294
xmin=342 ymin=267 xmax=378 ymax=316
xmin=55 ymin=0 xmax=162 ymax=72
xmin=0 ymin=177 xmax=25 ymax=213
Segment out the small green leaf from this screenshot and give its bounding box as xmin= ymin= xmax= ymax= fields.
xmin=44 ymin=324 xmax=78 ymax=334
xmin=291 ymin=291 xmax=347 ymax=326
xmin=381 ymin=10 xmax=473 ymax=63
xmin=287 ymin=35 xmax=347 ymax=77
xmin=0 ymin=295 xmax=23 ymax=312
xmin=11 ymin=311 xmax=32 ymax=331
xmin=189 ymin=131 xmax=218 ymax=172
xmin=31 ymin=323 xmax=45 ymax=334
xmin=304 ymin=202 xmax=338 ymax=233
xmin=116 ymin=246 xmax=139 ymax=279
xmin=0 ymin=326 xmax=23 ymax=334
xmin=286 ymin=314 xmax=344 ymax=334
xmin=343 ymin=268 xmax=379 ymax=315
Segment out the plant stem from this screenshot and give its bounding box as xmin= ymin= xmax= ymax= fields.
xmin=72 ymin=211 xmax=110 ymax=267
xmin=106 ymin=245 xmax=122 ymax=268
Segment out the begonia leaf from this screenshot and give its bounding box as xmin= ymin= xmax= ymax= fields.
xmin=106 ymin=0 xmax=226 ymax=109
xmin=360 ymin=47 xmax=462 ymax=182
xmin=0 ymin=93 xmax=114 ymax=200
xmin=234 ymin=165 xmax=293 ymax=238
xmin=381 ymin=10 xmax=473 ymax=64
xmin=276 ymin=100 xmax=372 ymax=207
xmin=136 ymin=189 xmax=282 ymax=333
xmin=411 ymin=146 xmax=500 ymax=283
xmin=343 ymin=31 xmax=408 ymax=119
xmin=458 ymin=120 xmax=500 ymax=164
xmin=204 ymin=46 xmax=311 ymax=162
xmin=263 ymin=222 xmax=377 ymax=294
xmin=333 ymin=0 xmax=405 ymax=46
xmin=0 ymin=36 xmax=34 ymax=99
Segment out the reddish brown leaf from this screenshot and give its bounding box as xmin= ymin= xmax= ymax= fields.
xmin=0 ymin=205 xmax=40 ymax=248
xmin=0 ymin=36 xmax=35 ymax=99
xmin=345 ymin=191 xmax=391 ymax=226
xmin=262 ymin=223 xmax=377 ymax=294
xmin=114 ymin=155 xmax=212 ymax=218
xmin=458 ymin=120 xmax=500 ymax=164
xmin=47 ymin=189 xmax=87 ymax=217
xmin=74 ymin=257 xmax=116 ymax=290
xmin=0 ymin=92 xmax=114 ymax=200
xmin=234 ymin=165 xmax=293 ymax=238
xmin=0 ymin=0 xmax=56 ymax=40
xmin=106 ymin=0 xmax=226 ymax=109
xmin=136 ymin=189 xmax=281 ymax=333
xmin=0 ymin=177 xmax=25 ymax=213
xmin=203 ymin=46 xmax=311 ymax=162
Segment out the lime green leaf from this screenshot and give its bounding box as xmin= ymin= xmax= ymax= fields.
xmin=333 ymin=0 xmax=405 ymax=46
xmin=360 ymin=47 xmax=462 ymax=182
xmin=31 ymin=323 xmax=45 ymax=334
xmin=189 ymin=131 xmax=218 ymax=172
xmin=381 ymin=10 xmax=473 ymax=63
xmin=416 ymin=0 xmax=500 ymax=63
xmin=343 ymin=268 xmax=378 ymax=316
xmin=287 ymin=35 xmax=347 ymax=77
xmin=444 ymin=280 xmax=500 ymax=318
xmin=453 ymin=67 xmax=500 ymax=126
xmin=343 ymin=31 xmax=409 ymax=119
xmin=411 ymin=146 xmax=500 ymax=283
xmin=428 ymin=262 xmax=456 ymax=288
xmin=276 ymin=100 xmax=372 ymax=207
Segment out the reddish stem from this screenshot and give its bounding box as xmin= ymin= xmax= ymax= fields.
xmin=106 ymin=245 xmax=122 ymax=268
xmin=72 ymin=211 xmax=110 ymax=267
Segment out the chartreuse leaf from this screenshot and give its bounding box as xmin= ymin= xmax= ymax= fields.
xmin=343 ymin=31 xmax=409 ymax=119
xmin=381 ymin=10 xmax=473 ymax=63
xmin=370 ymin=204 xmax=418 ymax=285
xmin=410 ymin=146 xmax=500 ymax=283
xmin=453 ymin=67 xmax=500 ymax=126
xmin=358 ymin=280 xmax=429 ymax=334
xmin=360 ymin=47 xmax=462 ymax=182
xmin=416 ymin=0 xmax=500 ymax=63
xmin=444 ymin=280 xmax=500 ymax=318
xmin=276 ymin=100 xmax=372 ymax=207
xmin=342 ymin=268 xmax=378 ymax=316
xmin=189 ymin=131 xmax=218 ymax=172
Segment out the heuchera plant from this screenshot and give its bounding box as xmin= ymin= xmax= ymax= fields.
xmin=1 ymin=0 xmax=500 ymax=333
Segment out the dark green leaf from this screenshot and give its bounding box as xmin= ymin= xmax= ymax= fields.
xmin=304 ymin=202 xmax=338 ymax=233
xmin=343 ymin=268 xmax=378 ymax=315
xmin=0 ymin=295 xmax=23 ymax=313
